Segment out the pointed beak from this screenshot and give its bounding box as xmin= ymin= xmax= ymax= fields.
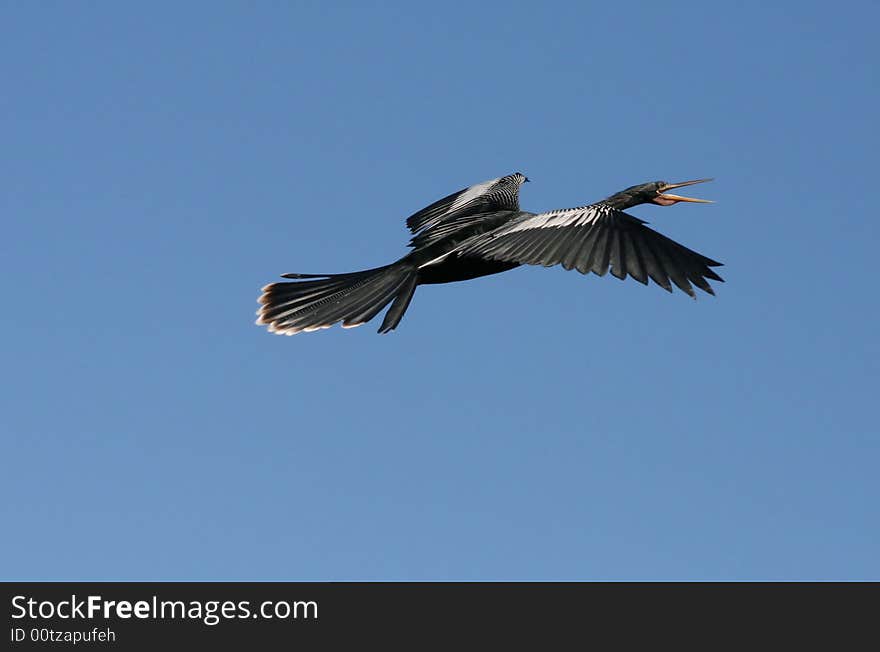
xmin=658 ymin=178 xmax=714 ymax=203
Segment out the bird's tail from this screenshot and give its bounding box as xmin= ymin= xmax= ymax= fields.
xmin=256 ymin=262 xmax=418 ymax=335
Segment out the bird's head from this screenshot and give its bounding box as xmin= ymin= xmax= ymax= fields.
xmin=606 ymin=178 xmax=713 ymax=209
xmin=507 ymin=172 xmax=530 ymax=184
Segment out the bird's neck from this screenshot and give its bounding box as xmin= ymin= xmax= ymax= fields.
xmin=602 ymin=190 xmax=644 ymax=210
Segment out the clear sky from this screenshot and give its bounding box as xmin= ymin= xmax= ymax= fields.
xmin=2 ymin=2 xmax=878 ymax=580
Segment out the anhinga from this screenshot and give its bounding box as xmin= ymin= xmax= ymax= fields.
xmin=256 ymin=174 xmax=722 ymax=335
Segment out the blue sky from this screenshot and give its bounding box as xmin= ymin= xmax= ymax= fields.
xmin=2 ymin=2 xmax=878 ymax=580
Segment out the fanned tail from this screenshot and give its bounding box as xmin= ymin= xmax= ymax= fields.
xmin=256 ymin=262 xmax=418 ymax=335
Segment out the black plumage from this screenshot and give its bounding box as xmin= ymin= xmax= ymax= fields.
xmin=256 ymin=174 xmax=723 ymax=335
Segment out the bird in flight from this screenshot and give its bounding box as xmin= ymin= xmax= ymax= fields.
xmin=256 ymin=174 xmax=723 ymax=335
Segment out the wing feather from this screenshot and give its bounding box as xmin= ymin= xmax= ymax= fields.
xmin=458 ymin=204 xmax=723 ymax=296
xmin=609 ymin=230 xmax=626 ymax=280
xmin=574 ymin=226 xmax=602 ymax=274
xmin=405 ymin=172 xmax=527 ymax=236
xmin=586 ymin=227 xmax=611 ymax=277
xmin=622 ymin=231 xmax=648 ymax=285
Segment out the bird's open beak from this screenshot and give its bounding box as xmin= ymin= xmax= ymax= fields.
xmin=658 ymin=178 xmax=714 ymax=203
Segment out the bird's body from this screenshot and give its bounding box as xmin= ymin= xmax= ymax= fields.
xmin=257 ymin=173 xmax=723 ymax=335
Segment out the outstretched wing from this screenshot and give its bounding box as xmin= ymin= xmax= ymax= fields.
xmin=405 ymin=172 xmax=527 ymax=236
xmin=459 ymin=204 xmax=724 ymax=297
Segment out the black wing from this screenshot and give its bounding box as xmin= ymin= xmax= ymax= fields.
xmin=408 ymin=210 xmax=519 ymax=249
xmin=405 ymin=172 xmax=527 ymax=236
xmin=459 ymin=204 xmax=724 ymax=297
